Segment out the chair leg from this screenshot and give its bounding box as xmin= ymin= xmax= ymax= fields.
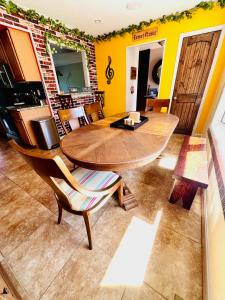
xmin=83 ymin=212 xmax=92 ymax=250
xmin=118 ymin=181 xmax=124 ymax=207
xmin=57 ymin=203 xmax=62 ymax=224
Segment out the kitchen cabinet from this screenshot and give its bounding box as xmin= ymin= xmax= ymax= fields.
xmin=9 ymin=106 xmax=51 ymax=146
xmin=0 ymin=39 xmax=7 ymax=63
xmin=0 ymin=28 xmax=41 ymax=82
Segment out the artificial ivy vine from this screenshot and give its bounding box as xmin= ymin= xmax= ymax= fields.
xmin=0 ymin=0 xmax=94 ymax=41
xmin=44 ymin=32 xmax=90 ymax=67
xmin=0 ymin=0 xmax=224 ymax=43
xmin=95 ymin=0 xmax=225 ymax=42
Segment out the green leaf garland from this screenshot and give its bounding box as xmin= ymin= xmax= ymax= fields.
xmin=0 ymin=0 xmax=224 ymax=43
xmin=95 ymin=1 xmax=225 ymax=42
xmin=44 ymin=32 xmax=90 ymax=68
xmin=0 ymin=0 xmax=94 ymax=41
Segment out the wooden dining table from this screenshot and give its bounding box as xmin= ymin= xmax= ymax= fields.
xmin=61 ymin=111 xmax=179 ymax=171
xmin=61 ymin=111 xmax=179 ymax=209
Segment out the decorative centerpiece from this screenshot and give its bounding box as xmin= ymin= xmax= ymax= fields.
xmin=110 ymin=112 xmax=148 ymax=131
xmin=124 ymin=112 xmax=141 ymax=125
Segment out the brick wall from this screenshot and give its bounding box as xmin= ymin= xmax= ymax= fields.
xmin=0 ymin=6 xmax=98 ymax=136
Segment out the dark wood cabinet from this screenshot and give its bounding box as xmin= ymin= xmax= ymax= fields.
xmin=9 ymin=106 xmax=51 ymax=146
xmin=0 ymin=28 xmax=41 ymax=82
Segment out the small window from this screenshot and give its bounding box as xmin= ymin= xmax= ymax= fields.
xmin=50 ymin=43 xmax=89 ymax=93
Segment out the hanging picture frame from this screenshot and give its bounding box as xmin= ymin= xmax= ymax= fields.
xmin=130 ymin=67 xmax=137 ymax=80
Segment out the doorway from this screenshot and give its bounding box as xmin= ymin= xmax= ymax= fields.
xmin=136 ymin=49 xmax=150 ymax=111
xmin=171 ymin=30 xmax=221 ymax=135
xmin=126 ymin=41 xmax=165 ymax=112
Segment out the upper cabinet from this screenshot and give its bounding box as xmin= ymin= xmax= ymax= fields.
xmin=0 ymin=28 xmax=41 ymax=82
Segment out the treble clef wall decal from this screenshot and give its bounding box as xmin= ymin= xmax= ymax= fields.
xmin=105 ymin=56 xmax=114 ymax=84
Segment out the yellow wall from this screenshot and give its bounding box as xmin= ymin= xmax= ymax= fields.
xmin=95 ymin=6 xmax=225 ymax=133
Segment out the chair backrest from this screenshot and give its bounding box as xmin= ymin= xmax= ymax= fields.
xmin=8 ymin=139 xmax=82 ymax=210
xmin=84 ymin=102 xmax=104 ymax=123
xmin=58 ymin=106 xmax=89 ymax=134
xmin=94 ymin=91 xmax=105 ymax=107
xmin=145 ymin=99 xmax=170 ymax=112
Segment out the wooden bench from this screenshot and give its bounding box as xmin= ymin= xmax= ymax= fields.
xmin=169 ymin=136 xmax=208 ymax=210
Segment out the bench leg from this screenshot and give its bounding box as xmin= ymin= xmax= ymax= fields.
xmin=169 ymin=179 xmax=198 ymax=210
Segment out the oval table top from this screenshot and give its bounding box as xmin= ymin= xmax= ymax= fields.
xmin=61 ymin=112 xmax=179 ymax=171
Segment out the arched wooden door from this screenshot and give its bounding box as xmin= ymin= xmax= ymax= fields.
xmin=171 ymin=31 xmax=221 ymax=135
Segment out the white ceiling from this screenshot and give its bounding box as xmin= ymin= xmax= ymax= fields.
xmin=14 ymin=0 xmax=202 ymax=36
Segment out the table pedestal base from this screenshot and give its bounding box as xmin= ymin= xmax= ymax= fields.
xmin=122 ymin=184 xmax=138 ymax=211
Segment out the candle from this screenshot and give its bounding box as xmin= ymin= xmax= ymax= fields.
xmin=129 ymin=112 xmax=140 ymax=123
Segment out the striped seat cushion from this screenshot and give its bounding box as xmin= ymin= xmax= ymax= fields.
xmin=59 ymin=167 xmax=119 ymax=211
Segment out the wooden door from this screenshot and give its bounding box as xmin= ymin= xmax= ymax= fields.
xmin=171 ymin=31 xmax=221 ymax=134
xmin=136 ymin=49 xmax=150 ymax=111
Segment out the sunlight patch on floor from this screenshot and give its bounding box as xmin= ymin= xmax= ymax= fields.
xmin=101 ymin=211 xmax=162 ymax=287
xmin=158 ymin=155 xmax=177 ymax=170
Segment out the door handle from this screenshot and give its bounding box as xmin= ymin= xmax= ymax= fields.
xmin=173 ymin=96 xmax=177 ymax=100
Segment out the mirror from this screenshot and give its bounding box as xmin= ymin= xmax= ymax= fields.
xmin=152 ymin=59 xmax=162 ymax=85
xmin=50 ymin=43 xmax=89 ymax=93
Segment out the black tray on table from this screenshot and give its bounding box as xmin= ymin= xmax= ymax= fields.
xmin=110 ymin=115 xmax=148 ymax=131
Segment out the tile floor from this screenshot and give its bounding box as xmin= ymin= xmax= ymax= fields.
xmin=0 ymin=134 xmax=202 ymax=300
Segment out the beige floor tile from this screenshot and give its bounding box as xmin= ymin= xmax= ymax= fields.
xmin=91 ymin=286 xmax=125 ymax=300
xmin=6 ymin=166 xmax=49 ymax=196
xmin=0 ymin=152 xmax=27 ymax=174
xmin=0 ymin=135 xmax=203 ymax=299
xmin=163 ymin=134 xmax=184 ymax=156
xmin=42 ymin=286 xmax=124 ymax=300
xmin=0 ymin=190 xmax=53 ymax=256
xmin=41 ymin=246 xmax=114 ymax=300
xmin=144 ymin=225 xmax=202 ymax=300
xmin=62 ymin=197 xmax=116 ymax=236
xmin=0 ymin=174 xmax=17 ymax=195
xmin=92 ymin=204 xmax=136 ymax=257
xmin=34 ymin=188 xmax=58 ymax=214
xmin=123 ymin=283 xmax=166 ymax=300
xmin=0 ymin=185 xmax=22 ymax=208
xmin=0 ymin=251 xmax=4 ymax=262
xmin=6 ymin=219 xmax=83 ymax=300
xmin=122 ymin=165 xmax=202 ymax=243
xmin=130 ymin=181 xmax=202 ymax=243
xmin=160 ymin=199 xmax=201 ymax=243
xmin=0 ymin=259 xmax=30 ymax=300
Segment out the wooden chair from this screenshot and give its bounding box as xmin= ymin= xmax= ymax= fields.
xmin=145 ymin=99 xmax=170 ymax=112
xmin=9 ymin=139 xmax=124 ymax=250
xmin=58 ymin=106 xmax=89 ymax=135
xmin=84 ymin=102 xmax=104 ymax=123
xmin=94 ymin=91 xmax=105 ymax=107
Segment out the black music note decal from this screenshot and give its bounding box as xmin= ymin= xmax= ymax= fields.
xmin=105 ymin=56 xmax=114 ymax=84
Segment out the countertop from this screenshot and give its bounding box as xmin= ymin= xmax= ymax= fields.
xmin=7 ymin=105 xmax=49 ymax=112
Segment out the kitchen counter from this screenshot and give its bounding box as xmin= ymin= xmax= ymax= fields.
xmin=7 ymin=104 xmax=49 ymax=112
xmin=8 ymin=104 xmax=52 ymax=146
